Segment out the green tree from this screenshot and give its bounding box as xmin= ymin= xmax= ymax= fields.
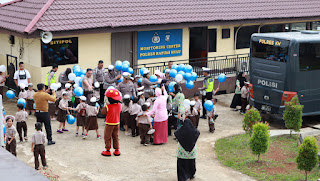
xmin=243 ymin=108 xmax=261 ymax=136
xmin=283 ymin=96 xmax=303 ymax=137
xmin=249 ymin=122 xmax=270 ymax=162
xmin=296 ymin=136 xmax=319 ymax=181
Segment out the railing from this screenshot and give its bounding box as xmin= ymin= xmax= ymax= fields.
xmin=133 ymin=53 xmax=250 ymax=78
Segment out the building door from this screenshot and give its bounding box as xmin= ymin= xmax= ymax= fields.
xmin=111 ymin=32 xmax=133 ymax=65
xmin=189 ymin=27 xmax=208 ymax=68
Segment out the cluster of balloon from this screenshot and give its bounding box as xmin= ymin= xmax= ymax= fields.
xmin=204 ymin=100 xmax=214 ymax=112
xmin=166 ymin=64 xmax=197 ymax=89
xmin=50 ymin=82 xmax=62 ymax=91
xmin=67 ymin=115 xmax=75 ymax=124
xmin=114 ymin=60 xmax=134 ymax=83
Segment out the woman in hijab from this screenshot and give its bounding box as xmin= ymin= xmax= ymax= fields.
xmin=175 ymin=119 xmax=200 ymax=181
xmin=170 ymin=83 xmax=185 ymax=128
xmin=147 ymin=85 xmax=168 ymax=144
xmin=230 ymin=72 xmax=247 ymax=111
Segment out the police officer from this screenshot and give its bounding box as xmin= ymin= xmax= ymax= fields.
xmin=104 ymin=65 xmax=121 ymax=90
xmin=58 ymin=68 xmax=73 ymax=89
xmin=93 ymin=60 xmax=105 ymax=104
xmin=45 ymin=64 xmax=58 ymax=89
xmin=118 ymin=72 xmax=135 ymax=98
xmin=198 ymin=68 xmax=218 ymax=119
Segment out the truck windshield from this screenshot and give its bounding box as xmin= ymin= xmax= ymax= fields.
xmin=299 ymin=43 xmax=320 ymax=71
xmin=252 ymin=38 xmax=289 ymax=62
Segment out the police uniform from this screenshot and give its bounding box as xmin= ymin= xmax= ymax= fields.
xmin=104 ymin=72 xmax=118 ymax=89
xmin=199 ymin=69 xmax=214 ymax=117
xmin=59 ymin=71 xmax=70 ymax=89
xmin=82 ymin=76 xmax=93 ymax=103
xmin=93 ymin=66 xmax=105 ymax=103
xmin=118 ymin=81 xmax=135 ymax=98
xmin=45 ymin=70 xmax=56 ymax=89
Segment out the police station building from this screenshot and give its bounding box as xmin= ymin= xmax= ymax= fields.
xmin=1 ymin=0 xmax=320 ymax=88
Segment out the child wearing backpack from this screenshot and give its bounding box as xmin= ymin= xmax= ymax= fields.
xmin=70 ymin=96 xmax=87 ymax=137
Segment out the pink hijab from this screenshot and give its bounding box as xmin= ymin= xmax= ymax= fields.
xmin=147 ymin=88 xmax=168 ymax=122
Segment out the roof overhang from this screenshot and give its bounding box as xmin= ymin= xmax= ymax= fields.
xmin=2 ymin=16 xmax=320 ymax=39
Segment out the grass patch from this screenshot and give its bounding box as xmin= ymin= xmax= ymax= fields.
xmin=215 ymin=134 xmax=320 ymax=181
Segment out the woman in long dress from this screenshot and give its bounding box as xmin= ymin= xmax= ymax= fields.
xmin=147 ymin=85 xmax=168 ymax=144
xmin=230 ymin=72 xmax=247 ymax=111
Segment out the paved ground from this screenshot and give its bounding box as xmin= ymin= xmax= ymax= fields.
xmin=3 ymin=94 xmax=255 ymax=181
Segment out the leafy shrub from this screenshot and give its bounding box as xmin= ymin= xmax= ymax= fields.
xmin=283 ymin=96 xmax=303 ymax=137
xmin=296 ymin=136 xmax=319 ymax=181
xmin=243 ymin=108 xmax=261 ymax=136
xmin=249 ymin=122 xmax=270 ymax=161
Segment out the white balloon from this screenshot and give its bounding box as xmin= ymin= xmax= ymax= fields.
xmin=68 ymin=73 xmax=76 ymax=81
xmin=50 ymin=83 xmax=58 ymax=91
xmin=184 ymin=99 xmax=191 ymax=109
xmin=175 ymin=74 xmax=183 ymax=82
xmin=57 ymin=82 xmax=62 ymax=88
xmin=94 ymin=82 xmax=100 ymax=88
xmin=73 ymin=84 xmax=79 ymax=88
xmin=74 ymin=77 xmax=81 ymax=84
xmin=0 ymin=65 xmax=6 ymax=73
xmin=19 ymin=83 xmax=26 ymax=89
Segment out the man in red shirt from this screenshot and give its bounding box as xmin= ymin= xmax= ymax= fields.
xmin=101 ymin=89 xmax=122 ymax=156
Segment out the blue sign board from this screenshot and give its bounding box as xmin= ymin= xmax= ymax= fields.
xmin=137 ymin=29 xmax=183 ymax=60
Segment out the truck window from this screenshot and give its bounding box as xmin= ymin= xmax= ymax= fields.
xmin=252 ymin=39 xmax=289 ymax=62
xmin=299 ymin=43 xmax=320 ymax=71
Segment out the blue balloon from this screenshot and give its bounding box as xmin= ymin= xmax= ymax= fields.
xmin=123 ymin=60 xmax=130 ymax=67
xmin=169 ymin=69 xmax=177 ymax=78
xmin=6 ymin=90 xmax=15 ymax=99
xmin=74 ymin=68 xmax=81 ymax=76
xmin=73 ymin=65 xmax=80 ymax=71
xmin=168 ymin=82 xmax=176 ymax=92
xmin=47 ymin=48 xmax=54 ymax=56
xmin=3 ymin=124 xmax=6 ymax=134
xmin=204 ymin=100 xmax=214 ymax=112
xmin=55 ymin=57 xmax=62 ymax=62
xmin=149 ymin=75 xmax=158 ymax=83
xmin=17 ymin=98 xmax=26 ymax=108
xmin=128 ymin=67 xmax=134 ymax=74
xmin=79 ymin=78 xmax=83 ymax=87
xmin=122 ymin=63 xmax=129 ymax=72
xmin=59 ymin=47 xmax=66 ymax=55
xmin=53 ymin=54 xmax=58 ymax=59
xmin=80 ymin=75 xmax=85 ymax=79
xmin=33 ymin=103 xmax=36 ymax=110
xmin=42 ymin=45 xmax=48 ymax=52
xmin=218 ymin=74 xmax=227 ymax=83
xmin=96 ymin=103 xmax=99 ymax=110
xmin=178 ymin=71 xmax=185 ymax=77
xmin=185 ymin=80 xmax=194 ymax=89
xmin=140 ymin=67 xmax=147 ymax=75
xmin=80 ymin=69 xmax=86 ymax=76
xmin=115 ymin=60 xmax=122 ymax=71
xmin=191 ymin=72 xmax=198 ymax=81
xmin=67 ymin=115 xmax=75 ymax=124
xmin=117 ymin=76 xmax=124 ymax=83
xmin=185 ymin=65 xmax=193 ymax=73
xmin=177 ymin=64 xmax=185 ymax=72
xmin=74 ymin=87 xmax=84 ymax=97
xmin=138 ymin=78 xmax=142 ymax=83
xmin=185 ymin=73 xmax=192 ymax=81
xmin=171 ymin=64 xmax=178 ymax=70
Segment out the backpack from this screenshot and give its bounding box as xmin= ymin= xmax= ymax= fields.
xmin=79 ymin=104 xmax=86 ymax=117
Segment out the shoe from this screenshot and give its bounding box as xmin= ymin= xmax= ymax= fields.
xmin=132 ymin=134 xmax=136 ymax=137
xmin=97 ymin=135 xmax=101 ymax=139
xmin=200 ymin=115 xmax=206 ymax=119
xmin=113 ymin=149 xmax=121 ymax=156
xmin=52 ymin=117 xmax=56 ymax=121
xmin=19 ymin=140 xmax=23 ymax=143
xmin=101 ymin=150 xmax=111 ymax=156
xmin=120 ymin=127 xmax=125 ymax=131
xmin=48 ymin=141 xmax=55 ymax=145
xmin=144 ymin=143 xmax=150 ymax=146
xmin=35 ymin=168 xmax=39 ymax=170
xmin=57 ymin=130 xmax=63 ymax=133
xmin=43 ymin=165 xmax=48 ymax=169
xmin=24 ymin=137 xmax=28 ymax=142
xmin=233 ymin=108 xmax=238 ymax=111
xmin=125 ymin=132 xmax=131 ymax=136
xmin=29 ymin=112 xmax=32 ymax=115
xmin=75 ymin=133 xmax=78 ymax=137
xmin=62 ymin=128 xmax=68 ymax=131
xmin=82 ymin=133 xmax=85 ymax=136
xmin=82 ymin=134 xmax=87 ymax=139
xmin=240 ymin=112 xmax=244 ymax=115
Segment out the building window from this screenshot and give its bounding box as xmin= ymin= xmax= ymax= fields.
xmin=291 ymin=23 xmax=307 ymax=31
xmin=234 ymin=26 xmax=258 ymax=49
xmin=299 ymin=43 xmax=320 ymax=71
xmin=260 ymin=24 xmax=285 ymax=33
xmin=208 ymin=29 xmax=217 ymax=52
xmin=41 ymin=37 xmax=78 ymax=67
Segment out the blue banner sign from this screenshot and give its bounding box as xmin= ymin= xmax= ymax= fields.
xmin=137 ymin=29 xmax=183 ymax=59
